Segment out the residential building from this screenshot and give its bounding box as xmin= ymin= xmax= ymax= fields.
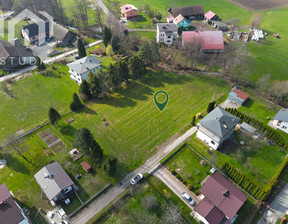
xmin=271 ymin=109 xmax=288 ymax=134
xmin=22 ymin=22 xmax=78 ymax=46
xmin=0 ymin=183 xmax=30 ymax=224
xmin=173 ymin=14 xmax=190 ymax=30
xmin=67 ymin=56 xmax=102 ymax=84
xmin=204 ymin=11 xmax=219 ymax=22
xmin=194 ymin=172 xmax=248 ymax=224
xmin=34 ymin=161 xmax=75 ymax=205
xmin=156 ymin=23 xmax=178 ymax=46
xmin=196 ymin=106 xmax=240 ymax=149
xmin=227 ymin=87 xmax=250 ymax=106
xmin=168 ymin=5 xmax=204 ymax=22
xmin=182 ymin=31 xmax=225 ymax=53
xmin=0 ymin=40 xmax=35 ymax=70
xmin=120 ymin=4 xmax=138 ymax=20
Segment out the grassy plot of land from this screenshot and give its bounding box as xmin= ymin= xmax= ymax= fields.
xmin=0 ymin=64 xmax=78 ymax=144
xmin=105 ymin=0 xmax=253 ymax=25
xmin=165 ymin=145 xmax=212 ymax=193
xmin=130 ymin=31 xmax=156 ymax=40
xmin=55 ymin=72 xmax=229 ymax=176
xmin=248 ymin=6 xmax=288 ymax=81
xmin=188 ymin=131 xmax=285 ymax=189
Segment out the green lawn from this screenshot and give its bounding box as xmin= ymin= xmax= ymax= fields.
xmin=126 ymin=12 xmax=156 ymax=29
xmin=53 ymin=72 xmax=229 ymax=180
xmin=165 ymin=145 xmax=212 ymax=193
xmin=188 ymin=131 xmax=286 ymax=189
xmin=130 ymin=31 xmax=156 ymax=40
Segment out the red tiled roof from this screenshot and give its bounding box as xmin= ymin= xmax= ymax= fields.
xmin=195 ymin=197 xmax=225 ymax=224
xmin=81 ymin=161 xmax=91 ymax=171
xmin=120 ymin=4 xmax=138 ymax=13
xmin=205 ymin=11 xmax=216 ymax=20
xmin=232 ymin=88 xmax=249 ymax=101
xmin=182 ymin=31 xmax=224 ymax=51
xmin=200 ymin=172 xmax=248 ymax=219
xmin=173 ymin=14 xmax=185 ymax=24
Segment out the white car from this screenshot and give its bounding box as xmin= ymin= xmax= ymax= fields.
xmin=130 ymin=174 xmax=143 ymax=185
xmin=181 ymin=192 xmax=195 ymax=206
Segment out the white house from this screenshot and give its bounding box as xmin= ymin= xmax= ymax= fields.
xmin=156 ymin=23 xmax=178 ymax=46
xmin=271 ymin=109 xmax=288 ymax=134
xmin=67 ymin=56 xmax=102 ymax=84
xmin=196 ymin=106 xmax=240 ymax=150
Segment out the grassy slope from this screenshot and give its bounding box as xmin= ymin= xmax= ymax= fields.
xmin=0 ymin=64 xmax=78 ymax=143
xmin=130 ymin=31 xmax=156 ymax=40
xmin=248 ymin=6 xmax=288 ymax=81
xmin=57 ymin=72 xmax=229 ymax=176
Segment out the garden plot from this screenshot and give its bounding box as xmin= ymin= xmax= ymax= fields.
xmin=38 ymin=129 xmax=66 ymax=153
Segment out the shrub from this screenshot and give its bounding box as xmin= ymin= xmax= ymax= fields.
xmin=187 ymin=184 xmax=194 ymax=191
xmin=182 ymin=180 xmax=187 ymax=185
xmin=196 ymin=113 xmax=202 ymax=119
xmin=171 ymin=169 xmax=177 ymax=175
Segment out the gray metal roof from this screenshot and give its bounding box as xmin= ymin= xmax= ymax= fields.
xmin=273 ymin=109 xmax=288 ymax=122
xmin=34 ymin=162 xmax=74 ymax=200
xmin=199 ymin=106 xmax=240 ymax=138
xmin=240 ymin=122 xmax=256 ymax=134
xmin=157 ymin=23 xmax=177 ymax=32
xmin=67 ymin=56 xmax=102 ymax=75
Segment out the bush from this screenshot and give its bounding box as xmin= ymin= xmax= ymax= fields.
xmin=171 ymin=169 xmax=177 ymax=175
xmin=175 ymin=174 xmax=180 ymax=179
xmin=182 ymin=180 xmax=187 ymax=185
xmin=196 ymin=113 xmax=202 ymax=119
xmin=187 ymin=184 xmax=194 ymax=191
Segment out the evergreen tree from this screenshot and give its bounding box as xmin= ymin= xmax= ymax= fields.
xmin=103 ymin=157 xmax=118 ymax=176
xmin=111 ymin=35 xmax=119 ymax=53
xmin=48 ymin=107 xmax=60 ymax=125
xmin=207 ymin=101 xmax=216 ymax=113
xmin=78 ymin=39 xmax=87 ymax=58
xmin=128 ymin=55 xmax=146 ymax=79
xmin=191 ymin=116 xmax=196 ymax=126
xmin=36 ymin=56 xmax=46 ymax=70
xmin=118 ymin=60 xmax=130 ymax=82
xmin=90 ymin=139 xmax=103 ymax=160
xmin=73 ymin=128 xmax=94 ymax=154
xmin=70 ymin=93 xmax=83 ymax=111
xmin=139 ymin=42 xmax=153 ymax=66
xmin=178 ymin=26 xmax=185 ymax=36
xmin=79 ymin=79 xmax=91 ymax=100
xmin=88 ymin=71 xmax=102 ymax=98
xmin=108 ymin=63 xmax=121 ymax=88
xmin=103 ymin=26 xmax=112 ymax=47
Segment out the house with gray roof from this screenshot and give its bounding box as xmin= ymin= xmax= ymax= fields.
xmin=34 ymin=161 xmax=75 ymax=204
xmin=67 ymin=56 xmax=102 ymax=84
xmin=271 ymin=109 xmax=288 ymax=134
xmin=156 ymin=23 xmax=178 ymax=46
xmin=196 ymin=106 xmax=240 ymax=149
xmin=0 ymin=183 xmax=30 ymax=224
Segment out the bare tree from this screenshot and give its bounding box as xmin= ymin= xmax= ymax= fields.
xmin=250 ymin=13 xmax=262 ymax=30
xmin=94 ymin=6 xmax=104 ymax=30
xmin=269 ymin=80 xmax=288 ymax=102
xmin=5 ymin=135 xmax=36 ymax=166
xmin=257 ymin=74 xmax=271 ymax=93
xmin=182 ymin=38 xmax=203 ymax=70
xmin=230 ymin=18 xmax=242 ymax=32
xmin=71 ymin=0 xmax=89 ymax=30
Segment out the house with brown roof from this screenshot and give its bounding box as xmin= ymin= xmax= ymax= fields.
xmin=120 ymin=4 xmax=138 ymax=20
xmin=34 ymin=161 xmax=76 ymax=205
xmin=227 ymin=87 xmax=250 ymax=106
xmin=168 ymin=5 xmax=204 ymax=22
xmin=182 ymin=31 xmax=225 ymax=53
xmin=194 ymin=172 xmax=248 ymax=224
xmin=0 ymin=183 xmax=31 ymax=224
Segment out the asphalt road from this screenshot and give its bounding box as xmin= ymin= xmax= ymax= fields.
xmin=70 ymin=126 xmax=198 ymax=224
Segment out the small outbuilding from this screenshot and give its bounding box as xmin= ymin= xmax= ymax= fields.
xmin=240 ymin=122 xmax=256 ymax=135
xmin=81 ymin=161 xmax=92 ymax=172
xmin=227 ymin=88 xmax=249 ymax=106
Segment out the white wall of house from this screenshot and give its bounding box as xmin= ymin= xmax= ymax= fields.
xmin=69 ymin=66 xmax=101 ymax=85
xmin=272 ymin=120 xmax=288 ymax=134
xmin=194 ymin=212 xmax=209 ymax=224
xmin=156 ymin=28 xmax=177 ymax=45
xmin=196 ymin=129 xmax=220 ymax=150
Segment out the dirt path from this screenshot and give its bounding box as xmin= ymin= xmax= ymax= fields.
xmin=70 ymin=126 xmax=198 ymax=224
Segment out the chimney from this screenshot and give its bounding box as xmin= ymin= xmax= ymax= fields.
xmin=222 ymin=190 xmax=229 ymax=197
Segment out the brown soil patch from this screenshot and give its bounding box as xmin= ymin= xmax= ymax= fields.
xmin=229 ymin=0 xmax=288 ymax=11
xmin=38 ymin=128 xmax=66 ymax=153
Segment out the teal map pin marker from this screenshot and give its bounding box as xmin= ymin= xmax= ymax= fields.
xmin=154 ymin=91 xmax=169 ymax=111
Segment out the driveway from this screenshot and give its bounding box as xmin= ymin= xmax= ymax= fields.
xmin=154 ymin=167 xmax=201 ymax=207
xmin=258 ymin=184 xmax=288 ymax=224
xmin=70 ymin=126 xmax=198 ymax=224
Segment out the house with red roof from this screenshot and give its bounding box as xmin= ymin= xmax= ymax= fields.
xmin=227 ymin=87 xmax=250 ymax=106
xmin=194 ymin=172 xmax=248 ymax=224
xmin=120 ymin=4 xmax=138 ymax=20
xmin=205 ymin=11 xmax=219 ymax=21
xmin=173 ymin=14 xmax=190 ymax=30
xmin=0 ymin=183 xmax=31 ymax=224
xmin=182 ymin=31 xmax=225 ymax=53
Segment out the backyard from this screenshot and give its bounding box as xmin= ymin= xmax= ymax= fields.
xmin=188 ymin=131 xmax=286 ymax=189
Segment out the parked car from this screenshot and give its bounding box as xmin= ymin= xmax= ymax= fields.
xmin=130 ymin=173 xmax=143 ymax=185
xmin=181 ymin=192 xmax=195 ymax=206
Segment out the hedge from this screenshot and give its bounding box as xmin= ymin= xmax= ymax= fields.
xmin=225 ymin=108 xmax=288 ymax=150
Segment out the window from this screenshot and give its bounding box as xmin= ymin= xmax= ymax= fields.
xmin=211 ymin=140 xmax=215 ymax=145
xmin=167 ymin=36 xmax=171 ymax=38
xmin=283 ymin=126 xmax=287 ymax=129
